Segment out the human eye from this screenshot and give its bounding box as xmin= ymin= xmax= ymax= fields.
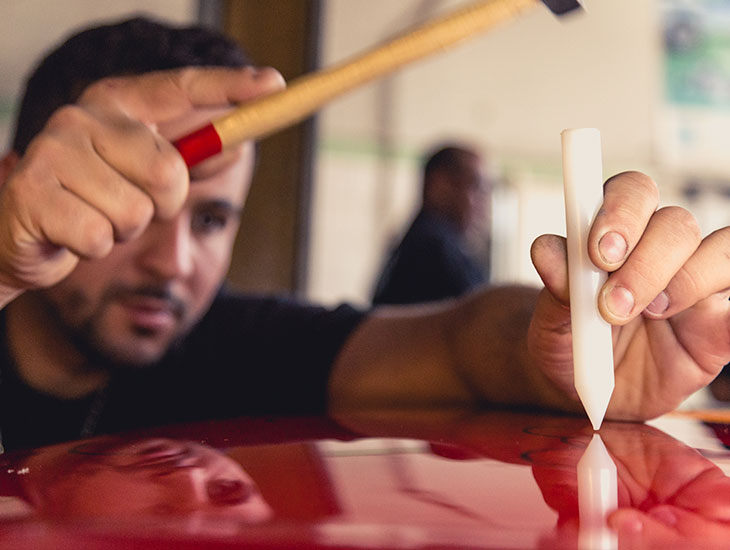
xmin=191 ymin=202 xmax=240 ymax=236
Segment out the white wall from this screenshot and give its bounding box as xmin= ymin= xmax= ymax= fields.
xmin=318 ymin=0 xmax=659 ymax=162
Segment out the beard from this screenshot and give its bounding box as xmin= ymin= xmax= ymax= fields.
xmin=35 ymin=283 xmax=189 ymax=372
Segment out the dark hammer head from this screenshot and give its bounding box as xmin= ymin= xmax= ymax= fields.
xmin=542 ymin=0 xmax=582 ymax=15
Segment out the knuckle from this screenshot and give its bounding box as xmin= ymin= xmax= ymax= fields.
xmin=79 ymin=76 xmax=127 ymax=105
xmin=600 ymin=172 xmax=661 ymax=228
xmin=625 ymin=255 xmax=658 ymax=289
xmin=174 ymin=67 xmax=196 ymax=88
xmin=18 ymin=136 xmax=67 ymax=185
xmin=147 ymin=146 xmax=184 ymax=188
xmin=672 ymin=262 xmax=707 ymax=299
xmin=656 ymin=206 xmax=701 ymax=242
xmin=79 ymin=219 xmax=114 ymax=258
xmin=43 ymin=104 xmax=90 ymax=133
xmin=163 ymin=68 xmax=192 ymax=99
xmin=606 ymin=171 xmax=660 ymax=204
xmin=708 ymin=227 xmax=730 ymax=262
xmin=144 ymin=145 xmax=188 ymax=215
xmin=621 ymin=170 xmax=659 ymax=196
xmin=114 ymin=196 xmax=154 ymax=241
xmin=166 ymin=68 xmax=205 ymax=101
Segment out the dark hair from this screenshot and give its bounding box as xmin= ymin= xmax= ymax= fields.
xmin=13 ymin=16 xmax=251 ymax=154
xmin=422 ymin=144 xmax=479 ymax=196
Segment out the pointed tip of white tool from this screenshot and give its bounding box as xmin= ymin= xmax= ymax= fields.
xmin=575 ymin=353 xmax=614 ymax=431
xmin=588 ymin=414 xmax=603 ymax=432
xmin=576 ymin=365 xmax=614 ymax=430
xmin=580 ymin=386 xmax=613 ymax=431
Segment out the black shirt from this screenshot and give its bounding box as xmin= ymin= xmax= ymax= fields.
xmin=0 ymin=292 xmax=366 ymax=452
xmin=373 ymin=210 xmax=487 ymax=305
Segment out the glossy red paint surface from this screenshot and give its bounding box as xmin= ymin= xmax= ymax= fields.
xmin=0 ymin=409 xmax=727 ymax=549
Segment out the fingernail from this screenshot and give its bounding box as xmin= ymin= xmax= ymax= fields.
xmin=606 ymin=286 xmax=634 ymax=319
xmin=599 ymin=231 xmax=628 ymax=265
xmin=645 ymin=291 xmax=669 ymax=316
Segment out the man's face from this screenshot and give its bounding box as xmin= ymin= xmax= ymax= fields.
xmin=25 ymin=437 xmax=273 ymax=523
xmin=447 ymin=154 xmax=490 ymax=235
xmin=37 ymin=113 xmax=255 ymax=368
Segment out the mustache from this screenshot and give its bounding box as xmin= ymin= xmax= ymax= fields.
xmin=105 ymin=285 xmax=187 ymax=319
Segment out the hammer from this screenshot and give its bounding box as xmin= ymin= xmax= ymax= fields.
xmin=175 ymin=0 xmax=582 ymax=167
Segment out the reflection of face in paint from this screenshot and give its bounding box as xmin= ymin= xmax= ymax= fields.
xmin=20 ymin=438 xmax=273 ymax=522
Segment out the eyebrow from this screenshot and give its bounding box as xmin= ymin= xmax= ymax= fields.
xmin=193 ymin=199 xmax=244 ymax=218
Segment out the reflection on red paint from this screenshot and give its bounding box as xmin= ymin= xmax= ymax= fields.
xmin=0 ymin=410 xmax=728 ymax=549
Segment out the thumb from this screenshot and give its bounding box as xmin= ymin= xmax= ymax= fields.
xmin=531 ymin=234 xmax=569 ymax=305
xmin=527 ymin=236 xmax=575 ymax=397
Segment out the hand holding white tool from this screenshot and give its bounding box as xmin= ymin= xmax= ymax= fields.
xmin=561 ymin=128 xmax=614 ymax=430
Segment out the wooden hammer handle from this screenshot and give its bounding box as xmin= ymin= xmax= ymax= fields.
xmin=176 ymin=0 xmax=541 ymax=166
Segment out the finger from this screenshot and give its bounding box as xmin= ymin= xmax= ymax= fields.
xmin=598 ymin=206 xmax=701 ymax=324
xmin=609 ymin=508 xmax=681 ymax=546
xmin=528 ymin=238 xmax=577 ymax=399
xmin=529 ymin=234 xmax=577 ymax=396
xmin=527 ymin=286 xmax=576 ymax=400
xmin=646 ymin=226 xmax=730 ymax=319
xmin=588 ymin=171 xmax=659 ymax=271
xmin=530 ymin=234 xmax=569 ymax=304
xmin=79 ymin=66 xmax=286 ymax=124
xmin=29 ymin=184 xmax=114 ymax=261
xmin=178 ymin=66 xmax=286 ymax=106
xmin=55 ymin=150 xmax=155 ymax=243
xmin=1 ymin=160 xmax=115 ymax=288
xmin=75 ymin=67 xmax=284 ymax=219
xmin=42 ymin=104 xmax=184 ymax=222
xmin=610 ymin=506 xmax=730 ymax=545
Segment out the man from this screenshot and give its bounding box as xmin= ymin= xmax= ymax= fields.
xmin=0 ymin=17 xmax=361 ymax=451
xmin=372 ymin=144 xmax=490 ymax=305
xmin=13 ymin=436 xmax=274 ymax=523
xmin=0 ymin=17 xmax=727 ymax=453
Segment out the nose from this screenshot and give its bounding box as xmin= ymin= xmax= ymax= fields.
xmin=137 ymin=217 xmax=194 ymax=280
xmin=154 ymin=466 xmax=211 ymax=512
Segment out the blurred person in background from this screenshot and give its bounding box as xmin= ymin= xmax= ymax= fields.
xmin=372 ymin=144 xmax=491 ymax=305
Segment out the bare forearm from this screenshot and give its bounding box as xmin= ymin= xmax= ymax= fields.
xmin=328 ymin=284 xmax=580 ymax=414
xmin=442 ymin=285 xmax=581 ymax=413
xmin=328 ymin=297 xmax=475 ymax=411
